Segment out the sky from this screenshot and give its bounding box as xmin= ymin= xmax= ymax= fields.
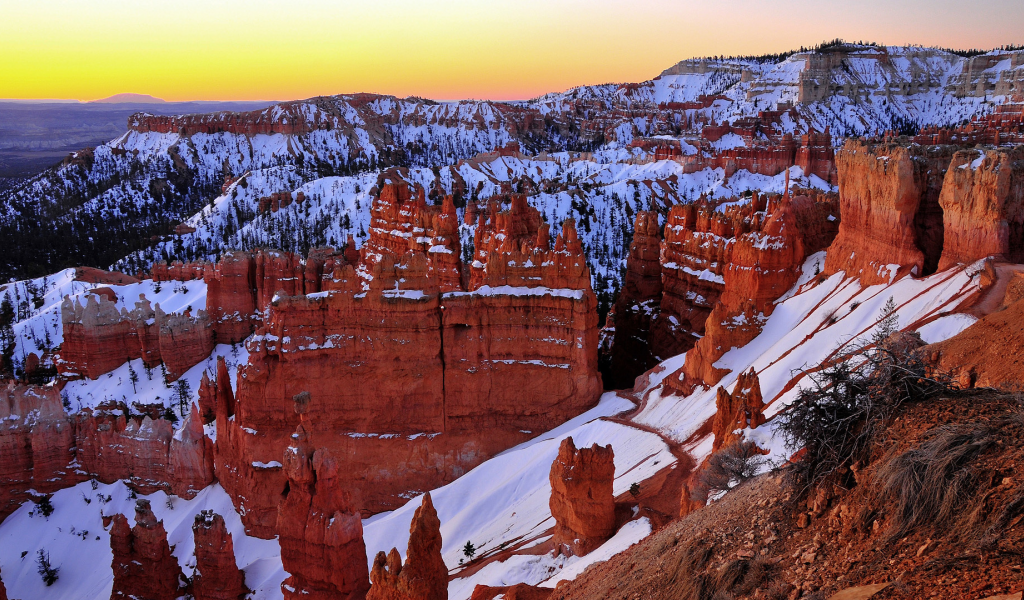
xmin=1 ymin=0 xmax=1023 ymax=103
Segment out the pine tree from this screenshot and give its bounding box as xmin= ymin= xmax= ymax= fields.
xmin=873 ymin=296 xmax=899 ymax=345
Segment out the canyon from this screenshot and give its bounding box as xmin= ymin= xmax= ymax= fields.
xmin=0 ymin=41 xmax=1023 ymax=600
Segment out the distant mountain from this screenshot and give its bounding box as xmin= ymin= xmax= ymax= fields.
xmin=91 ymin=93 xmax=166 ymax=104
xmin=1 ymin=43 xmax=1021 ymax=281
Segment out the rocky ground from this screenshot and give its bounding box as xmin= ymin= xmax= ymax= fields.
xmin=549 ymin=391 xmax=1024 ymax=600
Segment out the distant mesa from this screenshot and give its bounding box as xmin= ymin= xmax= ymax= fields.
xmin=90 ymin=93 xmax=166 ymax=104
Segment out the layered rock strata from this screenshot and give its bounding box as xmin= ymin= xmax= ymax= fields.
xmin=277 ymin=415 xmax=370 ymax=600
xmin=549 ymin=437 xmax=616 ymax=557
xmin=937 ymin=146 xmax=1024 ymax=270
xmin=367 ymin=493 xmax=448 ymax=600
xmin=824 ymin=140 xmax=954 ymax=284
xmin=109 ymin=500 xmax=185 ymax=600
xmin=192 ymin=511 xmax=250 ymax=600
xmin=214 ymin=183 xmax=602 ymax=536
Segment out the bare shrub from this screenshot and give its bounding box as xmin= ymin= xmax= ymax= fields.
xmin=778 ymin=332 xmax=955 ymax=491
xmin=692 ymin=439 xmax=767 ymax=502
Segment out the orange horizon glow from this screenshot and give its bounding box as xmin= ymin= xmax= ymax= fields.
xmin=2 ymin=0 xmax=1023 ymax=103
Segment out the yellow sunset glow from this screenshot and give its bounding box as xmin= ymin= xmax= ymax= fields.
xmin=1 ymin=0 xmax=1022 ymax=102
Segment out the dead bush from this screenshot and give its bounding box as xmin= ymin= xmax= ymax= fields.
xmin=691 ymin=439 xmax=767 ymax=503
xmin=778 ymin=331 xmax=955 ymax=492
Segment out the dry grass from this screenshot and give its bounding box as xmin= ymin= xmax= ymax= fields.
xmin=874 ymin=423 xmax=995 ymax=540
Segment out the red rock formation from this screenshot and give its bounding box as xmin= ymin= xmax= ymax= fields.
xmin=649 ymin=202 xmax=735 ymax=361
xmin=442 ymin=217 xmax=600 ymax=433
xmin=711 ymin=368 xmax=766 ymax=451
xmin=367 ymin=493 xmax=448 ymax=600
xmin=57 ymin=293 xmax=136 ymax=379
xmin=937 ymin=147 xmax=1024 ymax=270
xmin=73 ymin=267 xmax=140 ymax=285
xmin=159 ymin=308 xmax=215 ymax=380
xmin=215 ymin=189 xmax=601 ymax=536
xmin=57 ymin=292 xmax=213 ymax=382
xmin=0 ymin=571 xmax=7 ymax=600
xmin=278 ymin=417 xmax=370 ymax=600
xmin=600 ymin=211 xmax=664 ymax=388
xmin=192 ymin=511 xmax=249 ymax=600
xmin=549 ymin=437 xmax=616 ymax=557
xmin=255 ymin=250 xmax=308 ymax=313
xmin=469 ymin=584 xmax=552 ymax=600
xmin=428 ymin=196 xmax=463 ymax=293
xmin=824 ymin=141 xmax=953 ymax=284
xmin=673 ymin=198 xmax=807 ymax=393
xmin=109 ymin=499 xmax=185 ymax=600
xmin=152 ymin=260 xmax=206 ymax=282
xmin=0 ymin=384 xmax=80 ymax=519
xmin=73 ymin=405 xmax=213 ymax=498
xmin=204 ymin=251 xmax=257 ymax=344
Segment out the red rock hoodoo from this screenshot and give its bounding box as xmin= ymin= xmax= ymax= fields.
xmin=192 ymin=511 xmax=250 ymax=600
xmin=367 ymin=493 xmax=448 ymax=600
xmin=277 ymin=415 xmax=370 ymax=600
xmin=109 ymin=499 xmax=185 ymax=600
xmin=937 ymin=146 xmax=1024 ymax=270
xmin=214 ymin=182 xmax=602 ymax=536
xmin=711 ymin=368 xmax=766 ymax=451
xmin=549 ymin=436 xmax=616 ymax=557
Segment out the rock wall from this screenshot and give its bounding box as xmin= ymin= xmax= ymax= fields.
xmin=110 ymin=500 xmax=185 ymax=600
xmin=549 ymin=437 xmax=616 ymax=557
xmin=938 ymin=147 xmax=1024 ymax=270
xmin=214 ymin=186 xmax=602 ymax=536
xmin=0 ymin=384 xmax=80 ymax=519
xmin=192 ymin=511 xmax=250 ymax=600
xmin=367 ymin=493 xmax=448 ymax=600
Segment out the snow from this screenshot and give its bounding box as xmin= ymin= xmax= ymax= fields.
xmin=362 ymin=393 xmax=672 ymax=599
xmin=634 ymin=256 xmax=982 ymax=469
xmin=0 ymin=482 xmax=284 ymax=600
xmin=62 ymin=343 xmax=249 ymax=423
xmin=916 ymin=313 xmax=978 ymax=344
xmin=443 ymin=286 xmax=586 ymax=300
